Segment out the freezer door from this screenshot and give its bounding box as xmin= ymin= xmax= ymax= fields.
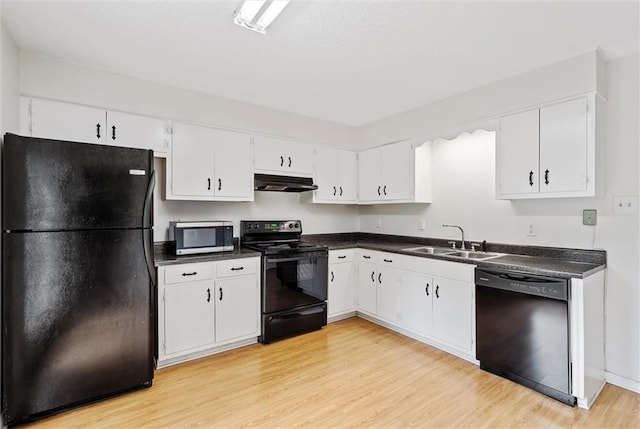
xmin=2 ymin=133 xmax=153 ymax=231
xmin=1 ymin=229 xmax=154 ymax=426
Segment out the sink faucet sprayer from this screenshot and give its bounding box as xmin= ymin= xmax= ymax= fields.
xmin=442 ymin=224 xmax=466 ymax=250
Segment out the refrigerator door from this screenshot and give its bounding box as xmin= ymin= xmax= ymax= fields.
xmin=2 ymin=229 xmax=153 ymax=426
xmin=2 ymin=133 xmax=153 ymax=231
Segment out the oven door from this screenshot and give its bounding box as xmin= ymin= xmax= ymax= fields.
xmin=263 ymin=251 xmax=328 ymax=314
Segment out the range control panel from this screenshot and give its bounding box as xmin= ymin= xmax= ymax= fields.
xmin=241 ymin=220 xmax=302 ymax=234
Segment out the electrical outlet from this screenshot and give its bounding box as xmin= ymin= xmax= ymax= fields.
xmin=583 ymin=209 xmax=597 ymax=225
xmin=376 ymin=218 xmax=382 ymax=228
xmin=613 ymin=196 xmax=638 ymax=214
xmin=526 ymin=223 xmax=536 ymax=237
xmin=418 ymin=219 xmax=425 ymax=230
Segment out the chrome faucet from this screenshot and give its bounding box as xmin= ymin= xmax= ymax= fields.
xmin=442 ymin=224 xmax=466 ymax=250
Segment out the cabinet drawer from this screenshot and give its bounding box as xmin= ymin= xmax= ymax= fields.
xmin=163 ymin=262 xmax=214 ymax=285
xmin=216 ymin=257 xmax=258 ymax=278
xmin=357 ymin=249 xmax=379 ymax=264
xmin=378 ymin=253 xmax=403 ymax=268
xmin=329 ymin=249 xmax=355 ymax=264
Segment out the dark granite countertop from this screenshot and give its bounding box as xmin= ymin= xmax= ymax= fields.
xmin=154 ymin=242 xmax=261 ymax=267
xmin=303 ymin=233 xmax=606 ymax=279
xmin=153 ymin=232 xmax=605 ymax=278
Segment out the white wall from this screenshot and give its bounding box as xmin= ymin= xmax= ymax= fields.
xmin=358 ymin=53 xmax=640 ymax=389
xmin=357 ymin=51 xmax=605 ymax=148
xmin=18 ymin=53 xmax=360 ymax=242
xmin=19 ymin=53 xmax=357 ymax=149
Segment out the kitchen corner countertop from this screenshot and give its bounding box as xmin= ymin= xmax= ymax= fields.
xmin=303 ymin=233 xmax=606 ymax=279
xmin=154 ymin=243 xmax=261 ymax=267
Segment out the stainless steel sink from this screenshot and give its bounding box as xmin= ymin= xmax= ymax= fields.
xmin=403 ymin=246 xmax=454 ymax=255
xmin=446 ymin=251 xmax=500 ymax=260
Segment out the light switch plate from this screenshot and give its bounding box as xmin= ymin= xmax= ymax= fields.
xmin=583 ymin=209 xmax=597 ymax=225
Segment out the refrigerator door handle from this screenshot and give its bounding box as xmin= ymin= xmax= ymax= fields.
xmin=143 ymin=169 xmax=156 ymax=286
xmin=143 ymin=169 xmax=155 ymax=228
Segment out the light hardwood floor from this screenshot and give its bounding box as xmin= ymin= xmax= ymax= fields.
xmin=23 ymin=317 xmax=640 ymax=428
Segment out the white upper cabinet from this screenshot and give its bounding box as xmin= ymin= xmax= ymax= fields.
xmin=496 ymin=93 xmax=600 ymax=199
xmin=495 ymin=109 xmax=540 ymax=196
xmin=21 ymin=97 xmax=170 ymax=156
xmin=307 ymin=146 xmax=358 ymax=204
xmin=253 ymin=135 xmax=314 ymax=176
xmin=358 ymin=140 xmax=432 ymax=204
xmin=166 ymin=122 xmax=253 ymax=201
xmin=105 ymin=110 xmax=171 ymax=154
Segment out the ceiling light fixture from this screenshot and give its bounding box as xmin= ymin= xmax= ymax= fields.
xmin=234 ymin=0 xmax=290 ymax=34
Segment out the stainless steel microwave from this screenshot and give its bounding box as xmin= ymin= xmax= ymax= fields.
xmin=169 ymin=221 xmax=234 ymax=255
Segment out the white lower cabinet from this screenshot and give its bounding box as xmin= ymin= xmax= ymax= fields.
xmin=357 ymin=251 xmax=378 ymax=315
xmin=430 ymin=276 xmax=473 ymax=353
xmin=356 ymin=251 xmax=475 ymax=360
xmin=356 ymin=250 xmax=402 ymax=324
xmin=164 ymin=280 xmax=215 ymax=355
xmin=158 ymin=257 xmax=260 ymax=367
xmin=214 ymin=276 xmax=259 ymax=344
xmin=327 ymin=249 xmax=357 ymax=320
xmin=400 ymin=271 xmax=433 ymax=338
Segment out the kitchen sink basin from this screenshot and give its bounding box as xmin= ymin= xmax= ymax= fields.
xmin=446 ymin=251 xmax=500 ymax=260
xmin=403 ymin=246 xmax=454 ymax=255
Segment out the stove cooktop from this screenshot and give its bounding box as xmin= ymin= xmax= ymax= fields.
xmin=243 ymin=241 xmax=327 ymax=255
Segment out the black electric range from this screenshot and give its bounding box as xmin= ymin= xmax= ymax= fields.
xmin=240 ymin=220 xmax=328 ymax=343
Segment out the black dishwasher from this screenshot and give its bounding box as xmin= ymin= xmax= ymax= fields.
xmin=475 ymin=268 xmax=576 ymax=406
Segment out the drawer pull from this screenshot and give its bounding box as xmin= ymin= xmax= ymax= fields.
xmin=230 ymin=267 xmax=245 ymax=271
xmin=362 ymin=255 xmax=371 ymax=259
xmin=182 ymin=272 xmax=198 ymax=276
xmin=383 ymin=258 xmax=392 ymax=263
xmin=337 ymin=255 xmax=346 ymax=259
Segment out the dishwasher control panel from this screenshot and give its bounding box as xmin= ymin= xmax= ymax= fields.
xmin=475 ymin=269 xmax=569 ymax=301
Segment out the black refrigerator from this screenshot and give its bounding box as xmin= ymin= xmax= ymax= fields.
xmin=1 ymin=133 xmax=156 ymax=426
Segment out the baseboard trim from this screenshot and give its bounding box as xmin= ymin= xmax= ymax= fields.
xmin=605 ymin=371 xmax=640 ymax=394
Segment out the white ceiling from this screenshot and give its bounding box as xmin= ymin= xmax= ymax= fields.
xmin=2 ymin=1 xmax=639 ymax=127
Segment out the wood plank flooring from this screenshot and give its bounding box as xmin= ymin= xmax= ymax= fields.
xmin=22 ymin=317 xmax=640 ymax=428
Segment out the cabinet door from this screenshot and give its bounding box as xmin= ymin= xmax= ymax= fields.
xmin=315 ymin=146 xmax=339 ymax=201
xmin=213 ymin=129 xmax=253 ymax=199
xmin=169 ymin=122 xmax=215 ymax=198
xmin=540 ymin=97 xmax=588 ymax=194
xmin=337 ymin=149 xmax=358 ymax=202
xmin=164 ymin=281 xmax=215 ymax=355
xmin=357 ymin=261 xmax=377 ymax=314
xmin=381 ymin=142 xmax=413 ymax=200
xmin=432 ymin=277 xmax=473 ymax=352
xmin=328 ymin=262 xmax=356 ymax=317
xmin=376 ymin=265 xmax=401 ymax=323
xmin=106 ymin=110 xmax=169 ymax=155
xmin=496 ymin=109 xmax=540 ymax=196
xmin=30 ymin=98 xmax=106 ymax=144
xmin=254 ymin=135 xmax=312 ymax=175
xmin=214 ymin=275 xmax=259 ymax=344
xmin=253 ymin=135 xmax=286 ymax=172
xmin=286 ymin=142 xmax=314 ymax=175
xmin=358 ymin=147 xmax=382 ymax=201
xmin=401 ymin=271 xmax=433 ymax=337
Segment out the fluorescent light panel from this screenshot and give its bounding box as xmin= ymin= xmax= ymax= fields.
xmin=234 ymin=0 xmax=290 ymax=34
